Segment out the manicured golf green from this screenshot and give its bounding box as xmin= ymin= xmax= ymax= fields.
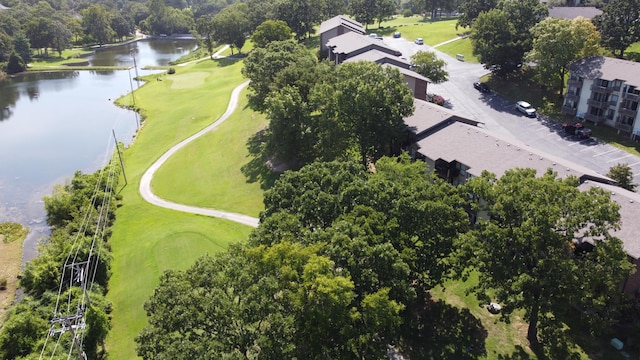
xmin=105 ymin=58 xmax=260 ymax=359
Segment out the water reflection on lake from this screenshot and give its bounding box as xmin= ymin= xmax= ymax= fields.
xmin=0 ymin=39 xmax=196 ymax=262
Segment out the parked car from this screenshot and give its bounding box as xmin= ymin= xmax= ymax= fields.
xmin=562 ymin=122 xmax=592 ymax=139
xmin=393 ymin=31 xmax=401 ymax=38
xmin=515 ymin=101 xmax=536 ymax=117
xmin=415 ymin=38 xmax=424 ymax=45
xmin=368 ymin=33 xmax=382 ymax=40
xmin=473 ymin=81 xmax=490 ymax=93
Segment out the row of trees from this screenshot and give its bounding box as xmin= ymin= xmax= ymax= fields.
xmin=463 ymin=0 xmax=640 ymax=95
xmin=137 ymin=158 xmax=633 ymax=358
xmin=0 ymin=168 xmax=120 ymax=359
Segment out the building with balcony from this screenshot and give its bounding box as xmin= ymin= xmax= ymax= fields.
xmin=319 ymin=15 xmax=365 ymax=53
xmin=562 ymin=56 xmax=640 ymax=138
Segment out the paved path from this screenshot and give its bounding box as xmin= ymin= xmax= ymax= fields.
xmin=139 ymin=80 xmax=260 ymax=228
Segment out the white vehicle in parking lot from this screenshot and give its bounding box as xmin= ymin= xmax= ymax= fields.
xmin=516 ymin=101 xmax=536 ymax=117
xmin=414 ymin=38 xmax=424 ymax=45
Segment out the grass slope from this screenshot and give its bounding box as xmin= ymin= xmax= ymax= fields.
xmin=105 ymin=58 xmax=259 ymax=359
xmin=151 ymin=95 xmax=267 ymax=217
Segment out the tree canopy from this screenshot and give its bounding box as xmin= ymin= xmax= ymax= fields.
xmin=252 ymin=20 xmax=292 ymax=48
xmin=458 ymin=168 xmax=632 ymax=349
xmin=410 ymin=50 xmax=448 ymax=83
xmin=527 ymin=17 xmax=602 ymax=96
xmin=607 ymin=163 xmax=637 ymax=192
xmin=594 ymin=0 xmax=640 ymax=59
xmin=469 ymin=0 xmax=548 ymax=74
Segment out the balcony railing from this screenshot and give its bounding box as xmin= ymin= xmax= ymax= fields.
xmin=561 ymin=105 xmax=577 ymax=116
xmin=623 ymin=92 xmax=640 ymax=101
xmin=615 ymin=122 xmax=633 ymax=133
xmin=565 ymin=92 xmax=579 ymax=101
xmin=619 ymin=107 xmax=638 ymax=117
xmin=587 ymin=98 xmax=608 ymax=108
xmin=584 ymin=113 xmax=606 ymax=123
xmin=590 ymin=84 xmax=613 ymax=93
xmin=567 ymin=78 xmax=582 ymax=87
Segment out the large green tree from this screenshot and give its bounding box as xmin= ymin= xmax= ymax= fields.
xmin=456 ymin=0 xmax=498 ymax=29
xmin=469 ymin=0 xmax=547 ymax=74
xmin=212 ymin=3 xmax=250 ymax=54
xmin=82 ymin=4 xmax=114 ymax=46
xmin=251 ymin=20 xmax=292 ymax=48
xmin=594 ymin=0 xmax=640 ymax=59
xmin=459 ymin=168 xmax=632 ymax=349
xmin=315 ymin=62 xmax=414 ymax=166
xmin=527 ymin=17 xmax=603 ymax=96
xmin=410 ymin=50 xmax=448 ymax=83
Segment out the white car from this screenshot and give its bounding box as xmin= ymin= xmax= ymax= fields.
xmin=516 ymin=101 xmax=536 ymax=117
xmin=414 ymin=38 xmax=424 ymax=45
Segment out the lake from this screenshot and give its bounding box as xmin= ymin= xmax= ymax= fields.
xmin=0 ymin=38 xmax=197 ymax=261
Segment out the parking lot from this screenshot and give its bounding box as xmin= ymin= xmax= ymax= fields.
xmin=382 ymin=36 xmax=640 ymax=181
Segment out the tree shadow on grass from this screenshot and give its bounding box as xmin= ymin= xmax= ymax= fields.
xmin=240 ymin=128 xmax=280 ymax=190
xmin=401 ymin=295 xmax=488 ymax=359
xmin=214 ymin=55 xmax=245 ymax=67
xmin=497 ymin=345 xmax=533 ymax=360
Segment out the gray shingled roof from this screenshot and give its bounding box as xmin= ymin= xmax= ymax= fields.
xmin=416 ymin=121 xmax=612 ymax=182
xmin=344 ymin=49 xmax=412 ymax=67
xmin=578 ymin=181 xmax=640 ymax=259
xmin=326 ymin=32 xmax=398 ymax=56
xmin=319 ymin=15 xmax=364 ymax=35
xmin=383 ymin=64 xmax=431 ymax=83
xmin=405 ymin=99 xmax=481 ymax=137
xmin=548 ymin=6 xmax=602 ymax=20
xmin=568 ymin=56 xmax=640 ymax=88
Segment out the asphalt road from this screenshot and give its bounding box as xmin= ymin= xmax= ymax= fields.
xmin=384 ymin=36 xmax=640 ymax=181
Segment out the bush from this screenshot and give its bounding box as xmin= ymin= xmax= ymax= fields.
xmin=403 ymin=9 xmax=413 ymax=17
xmin=0 ymin=277 xmax=7 ymax=290
xmin=167 ymin=67 xmax=176 ymax=74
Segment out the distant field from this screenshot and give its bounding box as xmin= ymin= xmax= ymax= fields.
xmin=368 ymin=16 xmax=468 ymax=47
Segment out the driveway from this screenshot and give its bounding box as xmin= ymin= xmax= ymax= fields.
xmin=384 ymin=37 xmax=640 ymax=180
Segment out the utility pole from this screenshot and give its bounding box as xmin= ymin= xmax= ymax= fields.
xmin=113 ymin=129 xmax=127 ymax=187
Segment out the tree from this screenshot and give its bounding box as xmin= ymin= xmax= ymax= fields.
xmin=212 ymin=3 xmax=250 ymax=54
xmin=374 ymin=0 xmax=397 ymax=28
xmin=410 ymin=50 xmax=448 ymax=83
xmin=242 ymin=39 xmax=317 ymax=111
xmin=594 ymin=0 xmax=640 ymax=59
xmin=607 ymin=163 xmax=637 ymax=191
xmin=82 ymin=4 xmax=114 ymax=46
xmin=252 ymin=20 xmax=291 ymax=48
xmin=272 ymin=0 xmax=323 ymax=40
xmin=195 ymin=15 xmax=215 ymax=58
xmin=349 ymin=0 xmax=377 ymax=29
xmin=459 ymin=168 xmax=632 ymax=348
xmin=0 ymin=30 xmax=11 ymax=63
xmin=111 ymin=12 xmax=135 ymax=41
xmin=456 ymin=0 xmax=498 ymax=29
xmin=12 ymin=31 xmax=32 ymax=64
xmin=318 ymin=62 xmax=414 ymax=166
xmin=26 ymin=17 xmax=55 ymax=56
xmin=527 ymin=17 xmax=602 ymax=96
xmin=50 ymin=20 xmax=72 ymax=56
xmin=469 ymin=0 xmax=547 ymax=74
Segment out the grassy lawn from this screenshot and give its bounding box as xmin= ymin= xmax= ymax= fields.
xmin=369 ymin=16 xmax=468 ymax=46
xmin=0 ymin=222 xmax=28 ymax=327
xmin=429 ymin=272 xmax=637 ymax=359
xmin=436 ymin=37 xmax=478 ymax=63
xmin=152 ymin=94 xmax=267 ymax=217
xmin=106 ymin=58 xmax=261 ymax=359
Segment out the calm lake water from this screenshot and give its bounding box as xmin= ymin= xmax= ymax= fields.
xmin=0 ymin=39 xmax=196 ymax=262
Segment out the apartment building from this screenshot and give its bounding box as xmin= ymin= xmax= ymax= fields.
xmin=562 ymin=56 xmax=640 ymax=138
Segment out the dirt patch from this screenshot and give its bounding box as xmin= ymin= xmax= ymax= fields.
xmin=0 ymin=223 xmax=27 ymax=325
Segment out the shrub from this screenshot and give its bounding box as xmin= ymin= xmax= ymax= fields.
xmin=403 ymin=9 xmax=413 ymax=17
xmin=167 ymin=67 xmax=176 ymax=74
xmin=0 ymin=277 xmax=7 ymax=290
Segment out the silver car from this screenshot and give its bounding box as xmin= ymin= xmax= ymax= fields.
xmin=516 ymin=101 xmax=536 ymax=117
